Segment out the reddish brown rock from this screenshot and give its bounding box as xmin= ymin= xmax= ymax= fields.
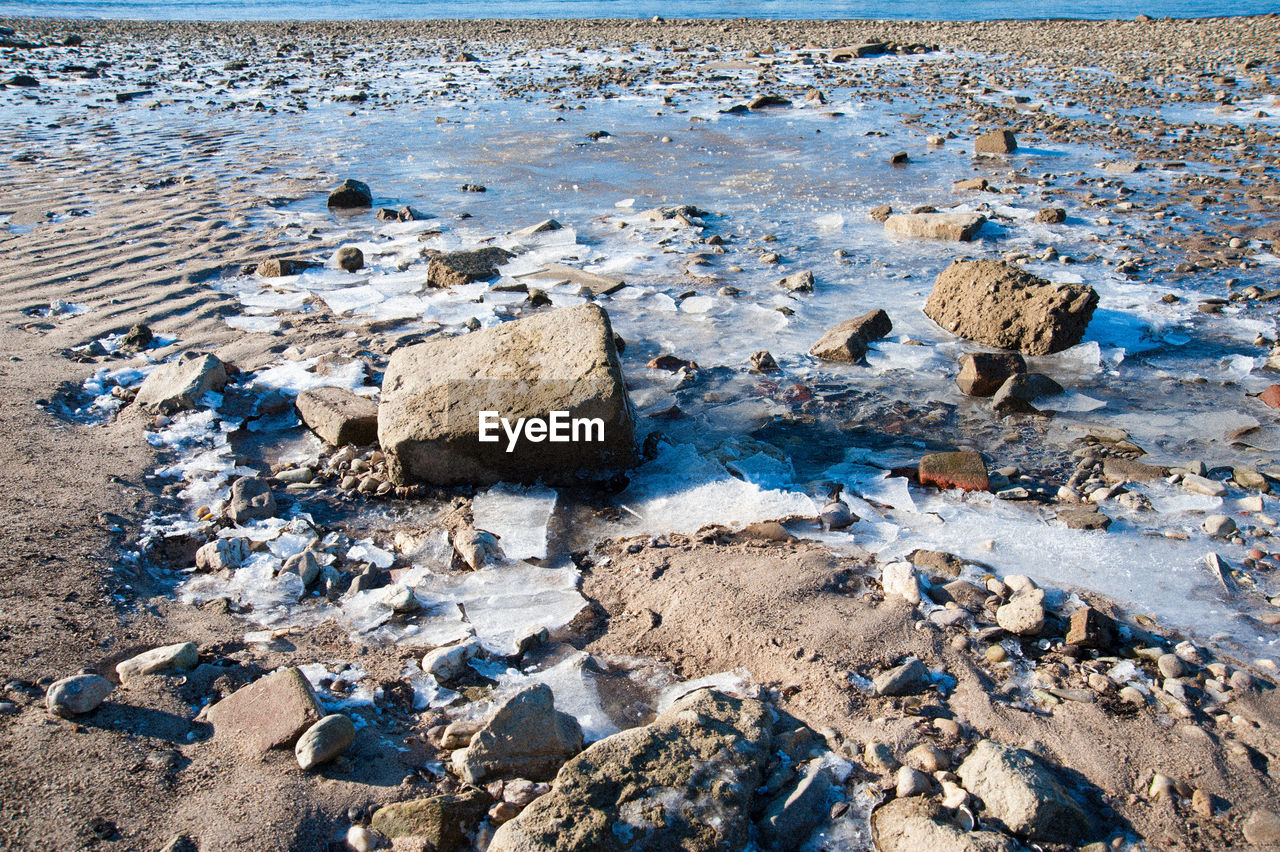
xmin=975 ymin=129 xmax=1018 ymax=154
xmin=205 ymin=667 xmax=324 ymax=752
xmin=1257 ymin=385 xmax=1280 ymax=409
xmin=956 ymin=352 xmax=1027 ymax=397
xmin=918 ymin=452 xmax=989 ymax=492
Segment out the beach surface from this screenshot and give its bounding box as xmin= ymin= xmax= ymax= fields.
xmin=2 ymin=14 xmax=1280 ymax=852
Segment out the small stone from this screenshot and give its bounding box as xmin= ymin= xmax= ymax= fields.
xmin=422 ymin=638 xmax=482 ymax=683
xmin=809 ymin=309 xmax=892 ymax=362
xmin=1120 ymin=686 xmax=1146 ymax=705
xmin=384 ymin=586 xmax=419 ymax=614
xmin=337 ymin=246 xmax=365 ymax=272
xmin=749 ymin=350 xmax=779 ymax=372
xmin=116 ymin=642 xmax=198 ymax=684
xmin=328 ymin=179 xmax=373 ymax=209
xmin=133 ymin=352 xmax=227 ymax=414
xmin=985 ymin=645 xmax=1008 ymax=664
xmin=975 ymin=129 xmax=1017 ymax=154
xmin=296 ymin=714 xmax=356 ymax=770
xmin=1191 ymin=788 xmax=1213 ymax=818
xmin=873 ymin=659 xmax=932 ymax=697
xmin=864 ymin=741 xmax=898 ymax=773
xmin=46 ymin=674 xmax=113 ymax=717
xmin=905 ymin=743 xmax=949 ymax=773
xmin=885 ymin=212 xmax=986 ymax=242
xmin=896 ymin=766 xmax=931 ymax=797
xmin=956 ymin=352 xmax=1026 ymax=397
xmin=776 ymin=270 xmax=814 ymax=293
xmin=1183 ymin=474 xmax=1227 ymax=497
xmin=1149 ymin=773 xmax=1176 ymax=799
xmin=205 ymin=667 xmax=324 ymax=752
xmin=1034 ymin=208 xmax=1066 ymax=224
xmin=881 ymin=562 xmax=921 ymax=605
xmin=996 ymin=591 xmax=1045 ymax=636
xmin=1243 ymin=808 xmax=1280 ymax=846
xmin=227 ymin=476 xmax=276 ymax=525
xmin=1203 ymin=514 xmax=1236 ymax=537
xmin=1233 ymin=465 xmax=1270 ymax=492
xmin=195 ymin=537 xmax=249 ymax=572
xmin=1157 ymin=654 xmax=1187 ymax=679
xmin=297 ymin=386 xmax=379 ymax=447
xmin=451 ymin=684 xmax=583 ymax=784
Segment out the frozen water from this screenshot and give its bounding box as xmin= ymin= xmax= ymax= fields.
xmin=471 ymin=484 xmax=558 ymax=562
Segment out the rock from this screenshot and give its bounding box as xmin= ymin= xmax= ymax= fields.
xmin=759 ymin=758 xmax=834 ymax=851
xmin=257 ymin=257 xmax=320 ymax=277
xmin=1183 ymin=474 xmax=1227 ymax=497
xmin=911 ymin=549 xmax=965 ymax=580
xmin=1257 ymin=385 xmax=1280 ymax=409
xmin=884 ymin=212 xmax=987 ymax=241
xmin=511 ymin=218 xmax=562 ymax=239
xmin=956 ymin=740 xmax=1088 ymax=844
xmin=122 ymin=323 xmax=153 ymax=350
xmin=749 ymin=94 xmax=792 ymax=109
xmin=776 ymin=270 xmax=814 ymax=292
xmin=453 ymin=527 xmax=503 ymax=570
xmin=809 ymin=309 xmax=892 ymax=363
xmin=749 ymin=350 xmax=779 ymax=372
xmin=452 ymin=684 xmax=583 ymax=785
xmin=1243 ymin=808 xmax=1280 ymax=846
xmin=205 ymin=666 xmax=324 ymax=752
xmin=924 ymin=260 xmax=1098 ymax=355
xmin=1035 ymin=208 xmax=1067 ymax=224
xmin=116 ymin=642 xmax=198 ymax=683
xmin=896 ymin=766 xmax=932 ymax=797
xmin=996 ymin=591 xmax=1046 ymax=636
xmin=327 ymin=178 xmax=372 ymax=209
xmin=427 ymin=247 xmax=514 ymax=288
xmin=337 ymin=246 xmax=365 ymax=272
xmin=864 ymin=741 xmax=898 ymax=773
xmin=296 ymin=386 xmax=379 ymax=447
xmin=1157 ymin=654 xmax=1187 ymax=679
xmin=46 ymin=674 xmax=113 ymax=717
xmin=296 ymin=713 xmax=356 ymax=770
xmin=1233 ymin=465 xmax=1270 ymax=492
xmin=282 ymin=550 xmax=320 ymax=585
xmin=882 ymin=562 xmax=921 ymax=605
xmin=991 ymin=373 xmax=1064 ymax=414
xmin=488 ymin=688 xmax=773 ymax=852
xmin=873 ymin=659 xmax=932 ymax=696
xmin=906 ymin=743 xmax=950 ymax=773
xmin=869 ymin=204 xmax=893 ymax=222
xmin=134 ymin=353 xmax=228 ymax=414
xmin=1056 ymin=506 xmax=1111 ymax=531
xmin=954 ymin=177 xmax=989 ymax=191
xmin=194 ymin=537 xmax=249 ymax=571
xmin=872 ymin=797 xmax=1020 ymax=852
xmin=422 ymin=638 xmax=482 ymax=683
xmin=1102 ymin=457 xmax=1166 ymax=483
xmin=975 ymin=129 xmax=1018 ymax=154
xmin=378 ymin=304 xmax=637 ymax=486
xmin=371 ymin=790 xmax=491 ymax=848
xmin=1203 ymin=514 xmax=1236 ymax=537
xmin=6 ymin=74 xmax=39 ymax=87
xmin=1065 ymin=607 xmax=1118 ymax=649
xmin=919 ymin=451 xmax=989 ymax=492
xmin=956 ymin=352 xmax=1027 ymax=396
xmin=346 ymin=826 xmax=385 ymax=852
xmin=227 ymin=476 xmax=276 ymax=525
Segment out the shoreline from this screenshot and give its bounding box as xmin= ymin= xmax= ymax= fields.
xmin=1 ymin=11 xmax=1279 ymax=851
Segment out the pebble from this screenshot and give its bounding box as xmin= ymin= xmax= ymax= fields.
xmin=995 ymin=591 xmax=1045 ymax=636
xmin=46 ymin=674 xmax=113 ymax=717
xmin=1182 ymin=474 xmax=1227 ymax=497
xmin=1149 ymin=773 xmax=1176 ymax=799
xmin=896 ymin=765 xmax=932 ymax=797
xmin=905 ymin=743 xmax=950 ymax=772
xmin=1120 ymin=686 xmax=1146 ymax=706
xmin=295 ymin=714 xmax=356 ymax=770
xmin=864 ymin=741 xmax=898 ymax=773
xmin=881 ymin=562 xmax=921 ymax=605
xmin=1157 ymin=654 xmax=1187 ymax=679
xmin=1202 ymin=514 xmax=1236 ymax=537
xmin=985 ymin=645 xmax=1008 ymax=663
xmin=345 ymin=825 xmax=385 ymax=852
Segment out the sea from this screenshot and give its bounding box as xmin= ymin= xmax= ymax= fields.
xmin=0 ymin=0 xmax=1275 ymax=21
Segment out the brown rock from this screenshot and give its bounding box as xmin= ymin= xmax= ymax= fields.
xmin=134 ymin=353 xmax=228 ymax=414
xmin=975 ymin=129 xmax=1018 ymax=154
xmin=206 ymin=667 xmax=324 ymax=752
xmin=296 ymin=386 xmax=378 ymax=446
xmin=426 ymin=247 xmax=514 ymax=288
xmin=1034 ymin=208 xmax=1066 ymax=224
xmin=924 ymin=260 xmax=1098 ymax=355
xmin=953 ymin=177 xmax=990 ymax=191
xmin=1065 ymin=606 xmax=1118 ymax=648
xmin=337 ymin=246 xmax=364 ymax=272
xmin=648 ymin=354 xmax=698 ymax=372
xmin=809 ymin=309 xmax=892 ymax=362
xmin=327 ymin=178 xmax=372 ymax=209
xmin=257 ymin=257 xmax=321 ymax=277
xmin=1102 ymin=457 xmax=1166 ymax=483
xmin=919 ymin=452 xmax=989 ymax=492
xmin=1257 ymin=385 xmax=1280 ymax=409
xmin=956 ymin=352 xmax=1027 ymax=397
xmin=749 ymin=350 xmax=779 ymax=373
xmin=869 ymin=204 xmax=893 ymax=222
xmin=885 ymin=212 xmax=986 ymax=242
xmin=451 ymin=684 xmax=584 ymax=785
xmin=378 ymin=304 xmax=637 ymax=486
xmin=1057 ymin=506 xmax=1112 ymax=531
xmin=873 ymin=797 xmax=1019 ymax=852
xmin=371 ymin=791 xmax=492 ymax=848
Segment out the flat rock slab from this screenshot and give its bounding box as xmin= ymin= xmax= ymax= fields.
xmin=296 ymin=386 xmax=378 ymax=446
xmin=206 ymin=667 xmax=324 ymax=752
xmin=515 ymin=263 xmax=625 ymax=296
xmin=919 ymin=452 xmax=989 ymax=492
xmin=427 ymin=247 xmax=514 ymax=288
xmin=810 ymin=309 xmax=892 ymax=362
xmin=378 ymin=303 xmax=637 ymax=486
xmin=885 ymin=212 xmax=986 ymax=241
xmin=924 ymin=260 xmax=1098 ymax=355
xmin=1102 ymin=457 xmax=1166 ymax=483
xmin=134 ymin=353 xmax=227 ymax=414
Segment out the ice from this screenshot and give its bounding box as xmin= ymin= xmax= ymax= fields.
xmin=413 ymin=564 xmax=586 ymax=656
xmin=226 ymin=315 xmax=282 ymax=333
xmin=347 ymin=540 xmax=395 ymax=569
xmin=401 ymin=662 xmax=459 ymax=710
xmin=618 ymin=443 xmax=816 ymax=534
xmin=656 ymin=668 xmax=758 ymax=712
xmin=251 ymin=358 xmax=370 ymax=397
xmin=471 ymin=484 xmax=557 ymax=561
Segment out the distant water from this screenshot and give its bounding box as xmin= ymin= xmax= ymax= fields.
xmin=0 ymin=0 xmax=1274 ymax=21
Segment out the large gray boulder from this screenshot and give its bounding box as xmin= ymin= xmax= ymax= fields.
xmin=488 ymin=688 xmax=775 ymax=852
xmin=378 ymin=304 xmax=637 ymax=486
xmin=924 ymin=260 xmax=1098 ymax=355
xmin=957 ymin=740 xmax=1089 ymax=844
xmin=134 ymin=353 xmax=227 ymax=414
xmin=451 ymin=684 xmax=583 ymax=785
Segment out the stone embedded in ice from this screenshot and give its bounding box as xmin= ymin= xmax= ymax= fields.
xmin=471 ymin=484 xmax=557 ymax=562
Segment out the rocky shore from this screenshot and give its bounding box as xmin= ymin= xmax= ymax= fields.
xmin=1 ymin=12 xmax=1279 ymax=852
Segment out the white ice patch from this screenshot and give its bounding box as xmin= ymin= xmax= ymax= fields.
xmin=471 ymin=484 xmax=558 ymax=562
